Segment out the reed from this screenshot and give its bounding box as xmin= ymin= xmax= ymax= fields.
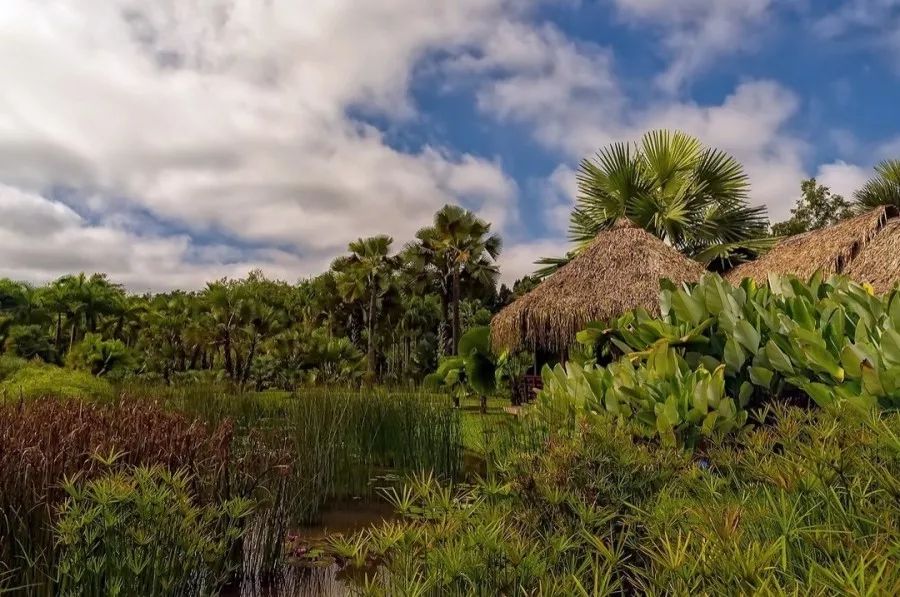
xmin=154 ymin=385 xmax=463 ymax=523
xmin=0 ymin=383 xmax=463 ymax=593
xmin=0 ymin=397 xmax=283 ymax=594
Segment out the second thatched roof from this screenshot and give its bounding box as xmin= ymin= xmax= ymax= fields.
xmin=491 ymin=222 xmax=706 ymax=352
xmin=727 ymin=206 xmax=900 ymax=293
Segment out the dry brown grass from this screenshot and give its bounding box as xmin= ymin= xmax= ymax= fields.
xmin=0 ymin=398 xmax=264 ymax=593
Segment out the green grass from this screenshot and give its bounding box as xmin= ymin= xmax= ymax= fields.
xmin=328 ymin=403 xmax=900 ymax=596
xmin=0 ymin=362 xmax=113 ymax=402
xmin=458 ymin=396 xmax=513 ymax=454
xmin=122 ymin=383 xmax=464 ymax=524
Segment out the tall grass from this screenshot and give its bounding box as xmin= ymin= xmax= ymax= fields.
xmin=1 ymin=383 xmax=463 ymax=593
xmin=0 ymin=397 xmax=269 ymax=595
xmin=331 ymin=404 xmax=900 ymax=595
xmin=140 ymin=385 xmax=463 ymax=522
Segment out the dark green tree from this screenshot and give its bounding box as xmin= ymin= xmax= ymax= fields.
xmin=772 ymin=178 xmax=855 ymax=236
xmin=331 ymin=235 xmax=400 ymax=379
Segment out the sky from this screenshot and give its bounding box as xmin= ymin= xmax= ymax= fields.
xmin=1 ymin=0 xmax=900 ymax=291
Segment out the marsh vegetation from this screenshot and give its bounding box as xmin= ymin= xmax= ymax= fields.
xmin=2 ymin=138 xmax=900 ymax=594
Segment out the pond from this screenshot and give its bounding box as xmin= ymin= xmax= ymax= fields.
xmin=224 ymin=497 xmax=396 ymax=596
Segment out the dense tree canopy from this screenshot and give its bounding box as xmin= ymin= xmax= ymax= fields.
xmin=5 ymin=138 xmax=892 ymax=389
xmin=0 ymin=205 xmax=504 ymax=388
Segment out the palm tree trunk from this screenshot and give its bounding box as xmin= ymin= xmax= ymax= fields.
xmin=242 ymin=334 xmax=258 ymax=385
xmin=223 ymin=332 xmax=234 ymax=380
xmin=366 ymin=289 xmax=377 ymax=380
xmin=189 ymin=345 xmax=201 ymax=370
xmin=451 ymin=266 xmax=461 ymax=355
xmin=440 ymin=288 xmax=451 ymax=355
xmin=54 ymin=313 xmax=63 ymax=356
xmin=69 ymin=319 xmax=77 ymax=352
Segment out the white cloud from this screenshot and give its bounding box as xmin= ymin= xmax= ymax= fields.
xmin=539 ymin=165 xmax=579 ymax=234
xmin=878 ymin=135 xmax=900 ymax=159
xmin=814 ymin=161 xmax=871 ymax=200
xmin=485 ymin=70 xmax=808 ymax=222
xmin=812 ymin=0 xmax=900 ymax=73
xmin=610 ymin=0 xmax=774 ymax=92
xmin=445 ymin=20 xmax=625 ymax=166
xmin=0 ymin=0 xmax=529 ymax=288
xmin=498 ymin=238 xmax=570 ymax=284
xmin=0 ymin=185 xmax=331 ymax=291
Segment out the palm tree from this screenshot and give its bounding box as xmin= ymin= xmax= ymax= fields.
xmin=331 ymin=235 xmax=399 ymax=379
xmin=56 ymin=273 xmax=122 ymax=350
xmin=37 ymin=281 xmax=70 ymax=356
xmin=855 ymin=159 xmax=900 ymax=211
xmin=541 ymin=130 xmax=770 ymax=275
xmin=406 ymin=205 xmax=502 ymax=355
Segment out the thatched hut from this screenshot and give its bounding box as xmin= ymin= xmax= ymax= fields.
xmin=844 ymin=217 xmax=900 ymax=294
xmin=491 ymin=221 xmax=706 ymax=353
xmin=727 ymin=206 xmax=900 ymax=293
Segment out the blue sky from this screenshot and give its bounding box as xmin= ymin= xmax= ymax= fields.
xmin=1 ymin=1 xmax=899 ymax=290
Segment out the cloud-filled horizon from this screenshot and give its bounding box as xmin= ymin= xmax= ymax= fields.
xmin=2 ymin=1 xmax=899 ymax=291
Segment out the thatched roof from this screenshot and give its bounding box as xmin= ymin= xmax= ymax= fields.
xmin=844 ymin=217 xmax=900 ymax=294
xmin=491 ymin=222 xmax=706 ymax=352
xmin=727 ymin=206 xmax=900 ymax=291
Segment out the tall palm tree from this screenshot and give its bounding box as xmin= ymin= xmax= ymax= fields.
xmin=406 ymin=205 xmax=502 ymax=355
xmin=37 ymin=281 xmax=70 ymax=356
xmin=56 ymin=273 xmax=121 ymax=350
xmin=855 ymin=159 xmax=900 ymax=211
xmin=331 ymin=235 xmax=399 ymax=379
xmin=541 ymin=130 xmax=770 ymax=275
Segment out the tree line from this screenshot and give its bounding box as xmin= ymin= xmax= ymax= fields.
xmin=3 ymin=131 xmax=898 ymax=388
xmin=0 ymin=206 xmax=533 ymax=388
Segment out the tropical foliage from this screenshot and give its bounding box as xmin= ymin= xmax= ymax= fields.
xmin=404 ymin=205 xmax=502 ymax=354
xmin=553 ymin=273 xmax=900 ymax=445
xmin=5 ymin=131 xmax=900 ymax=595
xmin=425 ymin=326 xmax=499 ymax=411
xmin=771 ymin=177 xmax=856 ymax=236
xmin=855 ymin=159 xmax=900 ymax=211
xmin=324 ymin=402 xmax=900 ymax=595
xmin=540 ymin=130 xmax=770 ymax=275
xmin=0 ymin=206 xmax=508 ymax=389
xmin=56 ymin=466 xmax=253 ymax=596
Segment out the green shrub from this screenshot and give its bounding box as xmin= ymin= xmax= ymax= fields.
xmin=347 ymin=405 xmax=900 ymax=595
xmin=3 ymin=324 xmax=56 ymax=362
xmin=424 ymin=326 xmax=498 ymax=411
xmin=65 ymin=333 xmax=134 ymax=379
xmin=0 ymin=354 xmax=26 ymax=381
xmin=0 ymin=397 xmax=287 ymax=594
xmin=55 ymin=466 xmax=253 ymax=597
xmin=0 ymin=362 xmax=113 ymax=401
xmin=540 ymin=343 xmax=749 ymax=446
xmin=570 ymin=274 xmax=900 ymax=439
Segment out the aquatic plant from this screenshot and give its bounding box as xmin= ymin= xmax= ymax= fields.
xmin=55 ymin=466 xmax=253 ymax=596
xmin=349 ymin=404 xmax=900 ymax=595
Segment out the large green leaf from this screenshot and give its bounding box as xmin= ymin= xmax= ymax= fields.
xmin=458 ymin=326 xmax=491 ymax=357
xmin=733 ymin=319 xmax=761 ymax=353
xmin=465 ymin=352 xmax=496 ymax=395
xmin=881 ymin=329 xmax=900 ymax=367
xmin=765 ymin=341 xmax=795 ymax=375
xmin=723 ymin=338 xmax=746 ymax=374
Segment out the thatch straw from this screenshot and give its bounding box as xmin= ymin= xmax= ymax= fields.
xmin=727 ymin=206 xmax=900 ymax=288
xmin=490 ymin=222 xmax=706 ymax=352
xmin=844 ymin=218 xmax=900 ymax=294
